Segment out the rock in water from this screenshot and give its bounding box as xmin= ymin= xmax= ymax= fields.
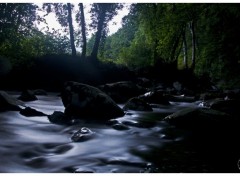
xmin=48 ymin=111 xmax=72 ymax=125
xmin=98 ymin=81 xmax=146 ymax=103
xmin=61 ymin=81 xmax=124 ymax=120
xmin=123 ymin=97 xmax=153 ymax=111
xmin=163 ymin=107 xmax=233 ymax=130
xmin=71 ymin=127 xmax=95 ymax=142
xmin=138 ymin=90 xmax=170 ymax=105
xmin=18 ymin=90 xmax=38 ymax=102
xmin=20 ymin=107 xmax=47 ymax=117
xmin=0 ymin=91 xmax=23 ymax=111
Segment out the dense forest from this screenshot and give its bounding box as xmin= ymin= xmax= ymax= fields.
xmin=1 ymin=3 xmax=240 ymax=90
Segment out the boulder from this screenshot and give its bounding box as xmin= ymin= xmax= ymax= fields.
xmin=136 ymin=77 xmax=153 ymax=88
xmin=48 ymin=111 xmax=71 ymax=125
xmin=167 ymin=95 xmax=196 ymax=103
xmin=209 ymin=99 xmax=240 ymax=118
xmin=0 ymin=91 xmax=23 ymax=111
xmin=223 ymin=89 xmax=240 ymax=100
xmin=112 ymin=123 xmax=130 ymax=130
xmin=20 ymin=107 xmax=47 ymax=117
xmin=98 ymin=81 xmax=146 ymax=103
xmin=61 ymin=81 xmax=124 ymax=120
xmin=163 ymin=107 xmax=233 ymax=130
xmin=199 ymin=92 xmax=224 ymax=101
xmin=173 ymin=81 xmax=182 ymax=92
xmin=138 ymin=90 xmax=170 ymax=105
xmin=33 ymin=89 xmax=48 ymax=95
xmin=123 ymin=97 xmax=153 ymax=111
xmin=18 ymin=90 xmax=38 ymax=102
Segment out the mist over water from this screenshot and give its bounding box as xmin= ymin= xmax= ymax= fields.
xmin=0 ymin=93 xmax=201 ymax=173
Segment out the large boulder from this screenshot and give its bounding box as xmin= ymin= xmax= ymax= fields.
xmin=163 ymin=107 xmax=233 ymax=130
xmin=61 ymin=81 xmax=124 ymax=120
xmin=123 ymin=97 xmax=153 ymax=111
xmin=98 ymin=81 xmax=146 ymax=103
xmin=138 ymin=90 xmax=170 ymax=105
xmin=208 ymin=99 xmax=240 ymax=118
xmin=48 ymin=111 xmax=71 ymax=125
xmin=32 ymin=89 xmax=48 ymax=96
xmin=18 ymin=90 xmax=38 ymax=102
xmin=20 ymin=107 xmax=47 ymax=117
xmin=0 ymin=91 xmax=23 ymax=111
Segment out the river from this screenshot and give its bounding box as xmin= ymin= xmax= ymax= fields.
xmin=0 ymin=92 xmax=227 ymax=173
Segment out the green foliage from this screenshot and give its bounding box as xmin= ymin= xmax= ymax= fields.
xmin=42 ymin=3 xmax=76 ymax=56
xmin=89 ymin=3 xmax=124 ymax=58
xmin=1 ymin=2 xmax=240 ymax=89
xmin=195 ymin=4 xmax=240 ymax=83
xmin=0 ymin=3 xmax=71 ymax=70
xmin=97 ymin=3 xmax=240 ymax=88
xmin=0 ymin=28 xmax=70 ymax=69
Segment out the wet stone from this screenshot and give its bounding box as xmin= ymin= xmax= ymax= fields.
xmin=122 ymin=120 xmax=139 ymax=127
xmin=18 ymin=90 xmax=38 ymax=102
xmin=71 ymin=127 xmax=95 ymax=142
xmin=106 ymin=119 xmax=119 ymax=126
xmin=140 ymin=163 xmax=159 ymax=173
xmin=0 ymin=91 xmax=23 ymax=111
xmin=74 ymin=168 xmax=95 ymax=173
xmin=112 ymin=123 xmax=130 ymax=131
xmin=48 ymin=111 xmax=72 ymax=125
xmin=20 ymin=107 xmax=47 ymax=117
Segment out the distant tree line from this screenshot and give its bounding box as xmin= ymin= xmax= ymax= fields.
xmin=1 ymin=3 xmax=240 ymax=88
xmin=92 ymin=3 xmax=240 ymax=87
xmin=0 ymin=3 xmax=123 ymax=68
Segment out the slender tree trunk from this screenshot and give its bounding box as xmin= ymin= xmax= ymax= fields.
xmin=91 ymin=11 xmax=106 ymax=59
xmin=153 ymin=39 xmax=158 ymax=65
xmin=170 ymin=32 xmax=182 ymax=62
xmin=189 ymin=20 xmax=196 ymax=70
xmin=79 ymin=3 xmax=86 ymax=59
xmin=67 ymin=3 xmax=76 ymax=57
xmin=182 ymin=26 xmax=188 ymax=69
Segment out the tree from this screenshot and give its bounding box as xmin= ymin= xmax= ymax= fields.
xmin=89 ymin=3 xmax=123 ymax=60
xmin=67 ymin=3 xmax=76 ymax=56
xmin=0 ymin=3 xmax=38 ymax=43
xmin=43 ymin=3 xmax=76 ymax=56
xmin=75 ymin=3 xmax=87 ymax=58
xmin=182 ymin=25 xmax=188 ymax=69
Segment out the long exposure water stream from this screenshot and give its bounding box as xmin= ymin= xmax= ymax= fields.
xmin=0 ymin=93 xmax=226 ymax=173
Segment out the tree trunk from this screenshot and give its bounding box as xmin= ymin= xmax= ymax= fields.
xmin=91 ymin=11 xmax=106 ymax=59
xmin=170 ymin=32 xmax=182 ymax=63
xmin=189 ymin=20 xmax=196 ymax=70
xmin=153 ymin=39 xmax=158 ymax=64
xmin=67 ymin=3 xmax=76 ymax=57
xmin=79 ymin=3 xmax=86 ymax=59
xmin=182 ymin=26 xmax=188 ymax=69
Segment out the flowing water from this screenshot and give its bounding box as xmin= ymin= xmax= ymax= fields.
xmin=0 ymin=93 xmax=220 ymax=173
